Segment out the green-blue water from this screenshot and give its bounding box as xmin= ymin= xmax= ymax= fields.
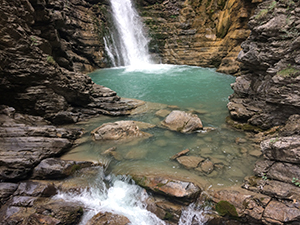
xmin=62 ymin=65 xmax=259 ymax=188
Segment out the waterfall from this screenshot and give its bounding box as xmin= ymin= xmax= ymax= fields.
xmin=105 ymin=0 xmax=152 ymax=68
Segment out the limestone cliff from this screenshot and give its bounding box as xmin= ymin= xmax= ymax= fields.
xmin=0 ymin=0 xmax=135 ymax=124
xmin=137 ymin=0 xmax=257 ymax=75
xmin=228 ymin=0 xmax=300 ymax=130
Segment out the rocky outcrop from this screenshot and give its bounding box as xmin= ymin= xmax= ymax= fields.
xmin=138 ymin=0 xmax=257 ymax=75
xmin=0 ymin=109 xmax=82 ymax=181
xmin=161 ymin=110 xmax=203 ymax=133
xmin=0 ymin=0 xmax=136 ymax=124
xmin=228 ymin=0 xmax=300 ymax=129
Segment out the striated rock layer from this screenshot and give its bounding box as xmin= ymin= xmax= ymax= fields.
xmin=0 ymin=0 xmax=135 ymax=124
xmin=137 ymin=0 xmax=257 ymax=75
xmin=228 ymin=0 xmax=300 ymax=130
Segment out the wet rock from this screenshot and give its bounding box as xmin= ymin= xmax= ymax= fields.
xmin=0 ymin=183 xmax=19 ymax=206
xmin=91 ymin=121 xmax=152 ymax=141
xmin=146 ymin=195 xmax=182 ymax=223
xmin=87 ymin=211 xmax=130 ymax=225
xmin=200 ymin=160 xmax=214 ymax=174
xmin=155 ymin=109 xmax=171 ymax=118
xmin=124 ymin=148 xmax=148 ymax=160
xmin=31 ymin=200 xmax=83 ymax=225
xmin=176 ymin=156 xmax=204 ymax=169
xmin=31 ymin=158 xmax=94 ymax=180
xmin=132 ymin=175 xmax=201 ymax=203
xmin=170 ymin=149 xmax=190 ymax=160
xmin=212 ymin=188 xmax=271 ymax=221
xmin=161 ymin=110 xmax=203 ymax=133
xmin=249 ymin=149 xmax=262 ymax=158
xmin=14 ymin=181 xmax=57 ymax=197
xmin=261 ymin=135 xmax=300 ymax=163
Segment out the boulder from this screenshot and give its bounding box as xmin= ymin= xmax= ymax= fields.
xmin=87 ymin=212 xmax=130 ymax=225
xmin=161 ymin=110 xmax=203 ymax=133
xmin=132 ymin=175 xmax=201 ymax=203
xmin=31 ymin=158 xmax=94 ymax=180
xmin=91 ymin=121 xmax=152 ymax=141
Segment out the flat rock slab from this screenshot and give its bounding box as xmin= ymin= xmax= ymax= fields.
xmin=161 ymin=110 xmax=203 ymax=133
xmin=91 ymin=120 xmax=152 ymax=141
xmin=132 ymin=175 xmax=201 ymax=202
xmin=176 ymin=156 xmax=204 ymax=169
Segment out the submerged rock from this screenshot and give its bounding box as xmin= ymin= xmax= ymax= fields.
xmin=91 ymin=120 xmax=152 ymax=141
xmin=176 ymin=156 xmax=204 ymax=169
xmin=132 ymin=175 xmax=201 ymax=203
xmin=161 ymin=110 xmax=203 ymax=133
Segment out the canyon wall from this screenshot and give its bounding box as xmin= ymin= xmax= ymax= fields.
xmin=228 ymin=0 xmax=300 ymax=130
xmin=0 ymin=0 xmax=134 ymax=124
xmin=137 ymin=0 xmax=258 ymax=75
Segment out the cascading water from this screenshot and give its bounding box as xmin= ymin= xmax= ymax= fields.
xmin=105 ymin=0 xmax=152 ymax=68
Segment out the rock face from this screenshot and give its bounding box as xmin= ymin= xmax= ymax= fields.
xmin=138 ymin=0 xmax=257 ymax=75
xmin=91 ymin=120 xmax=152 ymax=141
xmin=228 ymin=0 xmax=300 ymax=130
xmin=0 ymin=0 xmax=135 ymax=124
xmin=0 ymin=111 xmax=81 ymax=181
xmin=161 ymin=110 xmax=203 ymax=133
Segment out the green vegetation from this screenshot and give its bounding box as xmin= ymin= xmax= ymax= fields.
xmin=215 ymin=201 xmax=238 ymax=218
xmin=163 ymin=212 xmax=173 ymax=220
xmin=277 ymin=66 xmax=300 ymax=78
xmin=262 ymin=173 xmax=268 ymax=181
xmin=46 ymin=56 xmax=56 ymax=65
xmin=292 ymin=177 xmax=300 ymax=187
xmin=30 ymin=35 xmax=38 ymax=46
xmin=269 ymin=137 xmax=279 ymax=144
xmin=255 ymin=0 xmax=277 ymax=20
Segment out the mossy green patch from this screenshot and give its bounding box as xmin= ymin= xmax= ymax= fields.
xmin=277 ymin=67 xmax=300 ymax=78
xmin=215 ymin=200 xmax=238 ymax=218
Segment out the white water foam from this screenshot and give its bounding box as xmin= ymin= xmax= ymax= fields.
xmin=54 ymin=174 xmax=165 ymax=225
xmin=178 ymin=203 xmax=210 ymax=225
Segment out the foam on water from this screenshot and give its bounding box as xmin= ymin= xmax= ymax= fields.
xmin=54 ymin=173 xmax=165 ymax=225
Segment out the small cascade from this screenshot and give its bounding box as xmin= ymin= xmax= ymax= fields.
xmin=178 ymin=203 xmax=211 ymax=225
xmin=54 ymin=171 xmax=165 ymax=225
xmin=105 ymin=0 xmax=152 ymax=68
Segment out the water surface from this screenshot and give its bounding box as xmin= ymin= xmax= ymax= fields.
xmin=62 ymin=65 xmax=259 ymax=188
